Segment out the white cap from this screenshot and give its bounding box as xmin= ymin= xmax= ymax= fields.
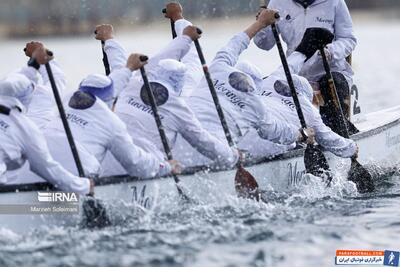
xmin=156 ymin=59 xmax=187 ymax=95
xmin=235 ymin=60 xmax=263 ymax=90
xmin=80 ymin=74 xmax=112 ymax=88
xmin=0 ymin=73 xmax=34 ymax=106
xmin=236 ymin=61 xmax=263 ymax=82
xmin=79 ymin=74 xmax=114 ymax=102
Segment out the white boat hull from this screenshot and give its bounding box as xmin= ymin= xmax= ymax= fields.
xmin=1 ymin=106 xmax=400 ymax=233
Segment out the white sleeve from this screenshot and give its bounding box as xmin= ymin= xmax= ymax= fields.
xmin=147 ymin=35 xmax=192 ymax=70
xmin=38 ymin=61 xmax=67 ymax=97
xmin=269 ymin=51 xmax=307 ymax=79
xmin=109 ymin=67 xmax=132 ymax=98
xmin=254 ymin=27 xmax=276 ymax=51
xmin=256 ymin=112 xmax=298 ymax=145
xmin=175 ymin=18 xmax=202 ymax=97
xmin=104 ymin=39 xmax=135 ymax=98
xmin=104 ymin=39 xmax=129 ymax=71
xmin=327 ymin=0 xmax=357 ymax=61
xmin=18 ymin=117 xmax=90 ymax=195
xmin=181 ymin=47 xmax=202 ymax=97
xmin=301 ymin=98 xmax=357 ymax=158
xmin=253 ymin=0 xmax=279 ymax=51
xmin=170 ymin=100 xmax=238 ymax=167
xmin=108 ymin=122 xmax=172 ymax=178
xmin=174 ymin=18 xmax=192 ymax=36
xmin=18 ymin=66 xmax=38 ymax=85
xmin=249 ymin=97 xmax=298 ymax=145
xmin=212 ymin=32 xmax=250 ymax=68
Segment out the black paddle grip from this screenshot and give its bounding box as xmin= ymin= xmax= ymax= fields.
xmin=45 ymin=63 xmax=85 ymax=177
xmin=139 ymin=55 xmax=149 ymax=62
xmin=163 ymin=8 xmax=178 ymax=39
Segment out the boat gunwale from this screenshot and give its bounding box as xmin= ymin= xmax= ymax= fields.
xmin=0 ymin=115 xmax=399 ymax=194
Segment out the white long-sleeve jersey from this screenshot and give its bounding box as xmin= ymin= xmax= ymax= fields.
xmin=174 ymin=19 xmax=203 ymax=97
xmin=104 ymin=18 xmax=201 ymax=99
xmin=0 ymin=97 xmax=90 ymax=195
xmin=16 ymin=61 xmax=69 ymax=129
xmin=109 ymin=33 xmax=238 ymax=168
xmin=188 ymin=32 xmax=299 ymax=149
xmin=254 ymin=0 xmax=356 ymax=83
xmin=258 ymin=52 xmax=357 ymax=158
xmin=44 ymin=67 xmax=172 ymax=178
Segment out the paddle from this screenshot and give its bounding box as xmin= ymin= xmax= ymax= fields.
xmin=162 ymin=6 xmax=257 ymax=198
xmin=100 ymin=40 xmax=111 ymax=75
xmin=138 ymin=56 xmax=191 ymax=202
xmin=193 ymin=29 xmax=260 ymax=201
xmin=162 ymin=8 xmax=177 ymax=39
xmin=94 ymin=30 xmax=119 ymax=110
xmin=319 ymin=48 xmax=375 ymax=193
xmin=44 ymin=52 xmax=110 ymax=228
xmin=270 ymin=21 xmax=334 ymax=184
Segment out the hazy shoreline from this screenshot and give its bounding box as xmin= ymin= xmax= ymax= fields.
xmin=0 ymin=8 xmax=399 ymax=39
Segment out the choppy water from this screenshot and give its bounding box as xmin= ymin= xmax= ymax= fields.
xmin=0 ymin=171 xmax=399 ymax=267
xmin=0 ymin=15 xmax=400 ymax=267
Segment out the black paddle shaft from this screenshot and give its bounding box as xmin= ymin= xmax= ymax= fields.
xmin=99 ymin=38 xmax=118 ymax=107
xmin=271 ymin=24 xmax=308 ymax=131
xmin=319 ymin=48 xmax=349 ymax=138
xmin=45 ymin=62 xmax=85 ymax=177
xmin=94 ymin=30 xmax=110 ymax=75
xmin=194 ymin=39 xmax=236 ymax=148
xmin=193 ymin=36 xmax=259 ymax=200
xmin=101 ymin=40 xmax=111 ymax=76
xmin=139 ymin=66 xmax=182 ymax=187
xmin=170 ymin=19 xmax=177 ymax=39
xmin=162 ymin=8 xmax=177 ymax=39
xmin=271 ymin=23 xmax=333 ymax=181
xmin=320 ymin=49 xmax=374 ymax=193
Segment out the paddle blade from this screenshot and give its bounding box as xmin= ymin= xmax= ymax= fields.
xmin=348 ymin=159 xmax=375 ymax=193
xmin=176 ymin=184 xmax=195 ymax=204
xmin=82 ymin=196 xmax=111 ymax=228
xmin=235 ymin=166 xmax=260 ymax=201
xmin=346 ymin=119 xmax=360 ymax=136
xmin=304 ymin=144 xmax=333 ymax=184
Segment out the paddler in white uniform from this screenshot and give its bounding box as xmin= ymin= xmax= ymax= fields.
xmin=42 ymin=52 xmax=181 ymax=179
xmin=0 ymin=47 xmax=93 ymax=195
xmin=95 ymin=22 xmax=240 ymax=170
xmin=254 ymin=0 xmax=357 ymax=133
xmin=23 ymin=42 xmax=70 ymax=129
xmin=179 ymin=8 xmax=316 ymax=164
xmin=2 ymin=42 xmax=100 ymax=184
xmin=257 ymin=27 xmax=358 ymax=159
xmin=162 ymin=2 xmax=203 ymax=98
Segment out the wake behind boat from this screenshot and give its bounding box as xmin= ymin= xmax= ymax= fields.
xmin=1 ymin=105 xmax=399 ymax=233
